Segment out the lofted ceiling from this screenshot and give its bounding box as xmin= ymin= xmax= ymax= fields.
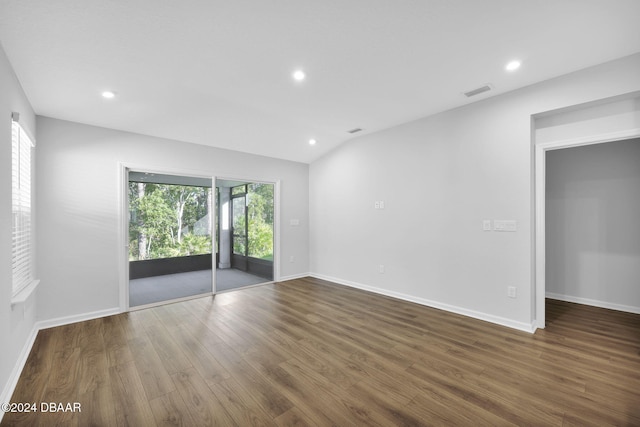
xmin=1 ymin=0 xmax=640 ymax=164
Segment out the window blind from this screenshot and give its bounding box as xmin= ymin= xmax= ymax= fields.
xmin=12 ymin=118 xmax=35 ymax=296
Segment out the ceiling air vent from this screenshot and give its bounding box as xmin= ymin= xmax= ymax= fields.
xmin=347 ymin=128 xmax=363 ymax=134
xmin=464 ymin=84 xmax=492 ymax=98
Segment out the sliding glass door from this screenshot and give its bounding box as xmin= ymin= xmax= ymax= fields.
xmin=216 ymin=180 xmax=274 ymax=291
xmin=128 ymin=171 xmax=213 ymax=307
xmin=232 ymin=192 xmax=248 ymax=269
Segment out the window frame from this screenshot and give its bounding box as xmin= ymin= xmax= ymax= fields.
xmin=11 ymin=116 xmax=37 ymax=301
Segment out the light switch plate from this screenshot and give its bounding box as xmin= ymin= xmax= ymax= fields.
xmin=494 ymin=220 xmax=517 ymax=232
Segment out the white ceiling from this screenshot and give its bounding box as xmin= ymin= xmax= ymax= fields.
xmin=1 ymin=1 xmax=640 ymax=164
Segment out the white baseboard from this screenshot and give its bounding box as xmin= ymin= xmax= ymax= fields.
xmin=0 ymin=306 xmax=122 ymax=423
xmin=0 ymin=325 xmax=39 ymax=423
xmin=310 ymin=273 xmax=535 ymax=333
xmin=546 ymin=292 xmax=640 ymax=314
xmin=1 ymin=272 xmax=540 ymax=423
xmin=277 ymin=273 xmax=311 ymax=282
xmin=36 ymin=307 xmax=121 ymax=330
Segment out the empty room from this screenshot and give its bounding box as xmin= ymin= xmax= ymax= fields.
xmin=1 ymin=1 xmax=640 ymax=425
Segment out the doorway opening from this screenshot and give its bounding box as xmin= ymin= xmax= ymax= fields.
xmin=535 ymin=130 xmax=640 ymax=330
xmin=128 ymin=171 xmax=213 ymax=307
xmin=216 ymin=179 xmax=275 ymax=292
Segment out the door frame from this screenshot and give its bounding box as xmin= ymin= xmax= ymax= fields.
xmin=231 ymin=187 xmax=249 ymax=269
xmin=215 ymin=175 xmax=280 ymax=285
xmin=118 ymin=162 xmax=216 ymax=312
xmin=533 ymin=127 xmax=640 ymax=329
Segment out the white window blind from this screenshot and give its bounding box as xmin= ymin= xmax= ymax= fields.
xmin=12 ymin=117 xmax=35 ymax=296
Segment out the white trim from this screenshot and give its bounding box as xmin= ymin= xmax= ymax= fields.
xmin=533 ymin=127 xmax=640 ymax=330
xmin=36 ymin=307 xmax=121 ymax=331
xmin=546 ymin=292 xmax=640 ymax=315
xmin=310 ymin=273 xmax=536 ymax=334
xmin=274 ymin=180 xmax=281 ymax=282
xmin=119 ymin=162 xmax=217 ymax=181
xmin=533 ymin=90 xmax=640 ymax=120
xmin=534 ymin=138 xmax=546 ymax=330
xmin=118 ymin=163 xmax=129 ymax=312
xmin=278 ymin=273 xmax=311 ymax=282
xmin=211 ymin=185 xmax=217 ymax=294
xmin=10 ymin=279 xmax=40 ymax=308
xmin=0 ymin=306 xmax=118 ymax=423
xmin=529 ymin=115 xmax=538 ymax=332
xmin=0 ymin=325 xmax=38 ymax=423
xmin=535 ymin=128 xmax=640 ymax=151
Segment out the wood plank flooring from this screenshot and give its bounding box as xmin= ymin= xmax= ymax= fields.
xmin=3 ymin=277 xmax=640 ymax=426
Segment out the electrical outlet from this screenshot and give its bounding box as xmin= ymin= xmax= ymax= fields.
xmin=507 ymin=286 xmax=517 ymax=298
xmin=483 ymin=220 xmax=491 ymax=231
xmin=289 ymin=256 xmax=295 ymax=263
xmin=379 ymin=264 xmax=385 ymax=274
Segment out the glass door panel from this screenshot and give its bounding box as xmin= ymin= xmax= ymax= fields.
xmin=232 ymin=195 xmax=247 ymax=257
xmin=128 ymin=171 xmax=213 ymax=308
xmin=216 ymin=180 xmax=274 ymax=291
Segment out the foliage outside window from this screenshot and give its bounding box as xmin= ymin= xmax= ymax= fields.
xmin=247 ymin=183 xmax=274 ymax=260
xmin=232 ymin=184 xmax=246 ymax=196
xmin=129 ymin=182 xmax=212 ymax=261
xmin=230 ymin=183 xmax=274 ymax=260
xmin=232 ymin=195 xmax=246 ymax=256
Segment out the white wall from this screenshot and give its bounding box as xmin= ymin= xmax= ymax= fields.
xmin=0 ymin=44 xmax=38 ymax=409
xmin=546 ymin=138 xmax=640 ymax=312
xmin=36 ymin=117 xmax=309 ymax=322
xmin=535 ymin=94 xmax=640 ymax=144
xmin=309 ymin=53 xmax=640 ymax=331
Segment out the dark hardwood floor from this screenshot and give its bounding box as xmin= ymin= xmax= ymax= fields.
xmin=3 ymin=277 xmax=640 ymax=426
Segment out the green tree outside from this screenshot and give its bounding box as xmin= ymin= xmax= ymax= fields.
xmin=129 ymin=182 xmax=212 ymax=261
xmin=247 ymin=183 xmax=274 ymax=260
xmin=129 ymin=181 xmax=273 ymax=262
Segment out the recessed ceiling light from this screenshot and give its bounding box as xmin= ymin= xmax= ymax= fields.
xmin=308 ymin=139 xmax=317 ymax=145
xmin=505 ymin=60 xmax=521 ymax=72
xmin=102 ymin=91 xmax=116 ymax=99
xmin=292 ymin=70 xmax=306 ymax=81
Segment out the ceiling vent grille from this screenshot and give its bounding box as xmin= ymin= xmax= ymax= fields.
xmin=347 ymin=128 xmax=363 ymax=134
xmin=464 ymin=84 xmax=492 ymax=98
